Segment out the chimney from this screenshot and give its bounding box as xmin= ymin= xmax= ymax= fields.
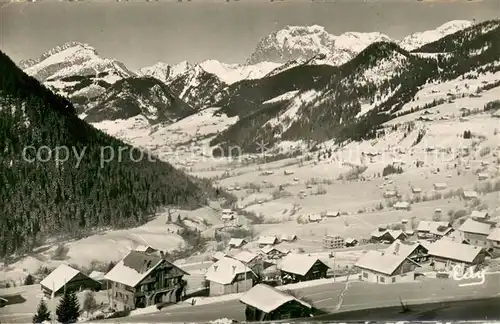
xmin=160 ymin=251 xmax=165 ymax=259
xmin=393 ymin=242 xmax=400 ymax=255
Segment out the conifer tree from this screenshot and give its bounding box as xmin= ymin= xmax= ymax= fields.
xmin=32 ymin=299 xmax=51 ymax=324
xmin=24 ymin=274 xmax=35 ymax=285
xmin=56 ymin=290 xmax=80 ymax=323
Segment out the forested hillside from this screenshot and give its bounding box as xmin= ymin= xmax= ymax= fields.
xmin=0 ymin=50 xmax=217 ymax=257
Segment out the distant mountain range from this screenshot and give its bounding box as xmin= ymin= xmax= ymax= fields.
xmin=16 ymin=18 xmax=499 ymax=153
xmin=19 ymin=20 xmax=473 ymax=123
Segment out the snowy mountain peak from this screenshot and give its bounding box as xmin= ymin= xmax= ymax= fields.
xmin=399 ymin=20 xmax=473 ymax=51
xmin=247 ymin=25 xmax=393 ymax=66
xmin=247 ymin=25 xmax=336 ymax=64
xmin=19 ymin=41 xmax=98 ymax=70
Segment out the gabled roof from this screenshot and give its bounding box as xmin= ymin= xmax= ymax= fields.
xmin=134 ymin=245 xmax=155 ymax=252
xmin=487 ymin=227 xmax=500 ymax=242
xmin=416 ymin=221 xmax=450 ymax=232
xmin=89 ymin=271 xmax=105 ymax=280
xmin=206 ymin=256 xmax=253 ymax=285
xmin=240 ymin=284 xmax=311 ymax=313
xmin=104 ymin=251 xmax=188 ymax=287
xmin=355 ymin=250 xmax=414 ymax=276
xmin=308 ymin=214 xmax=322 ymax=221
xmin=394 ymin=201 xmax=410 ymax=209
xmin=278 ymin=253 xmax=329 ymax=276
xmin=427 ymin=239 xmax=485 ymax=263
xmin=458 ymin=218 xmax=494 ymax=236
xmin=40 ymin=264 xmax=84 ymax=293
xmin=280 ymin=234 xmax=297 ymax=241
xmin=232 ymin=251 xmax=258 ymax=264
xmin=345 ymin=237 xmax=357 ymax=244
xmin=261 ymin=246 xmax=288 ymax=255
xmin=429 ymin=225 xmax=454 ymax=236
xmin=228 ymin=238 xmax=246 ymax=246
xmin=213 ymin=251 xmax=226 ymax=260
xmin=471 ymin=210 xmax=489 ymax=219
xmin=384 ymin=240 xmax=427 ymax=258
xmin=463 ymin=190 xmax=479 ymax=198
xmin=258 ymin=236 xmax=277 ymax=245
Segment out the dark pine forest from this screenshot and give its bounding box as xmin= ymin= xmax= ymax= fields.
xmin=0 ymin=50 xmax=219 ymax=257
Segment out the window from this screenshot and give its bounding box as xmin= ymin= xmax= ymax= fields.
xmin=380 ymin=276 xmax=385 ymax=283
xmin=392 ymin=277 xmax=396 ymax=283
xmin=363 ymin=272 xmax=368 ymax=278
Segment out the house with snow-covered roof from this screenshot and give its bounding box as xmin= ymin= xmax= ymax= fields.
xmin=260 ymin=246 xmax=289 ymax=260
xmin=278 ymin=254 xmax=330 ymax=284
xmin=427 ymin=239 xmax=488 ymax=270
xmin=104 ymin=250 xmax=188 ymax=310
xmin=433 ymin=183 xmax=448 ymax=190
xmin=257 ymin=236 xmax=278 ymax=248
xmin=462 ymin=190 xmax=479 ymax=200
xmin=370 ymin=228 xmax=407 ymax=243
xmin=228 ymin=238 xmax=247 ymax=249
xmin=471 ymin=210 xmax=489 ymax=221
xmin=205 ymin=256 xmax=256 ymax=296
xmin=280 ymin=234 xmax=297 ymax=242
xmin=487 ymin=227 xmax=500 ymax=254
xmin=134 ymin=245 xmax=157 ymax=254
xmin=458 ymin=218 xmax=496 ymax=248
xmin=393 ymin=201 xmax=411 ymax=211
xmin=354 ymin=246 xmax=421 ymax=284
xmin=239 ymin=284 xmax=313 ymax=321
xmin=416 ymin=221 xmax=451 ymax=239
xmin=40 ymin=264 xmax=101 ymax=297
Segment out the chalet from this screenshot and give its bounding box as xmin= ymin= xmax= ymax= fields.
xmin=487 ymin=228 xmax=500 ymax=254
xmin=261 ymin=246 xmax=289 ymax=260
xmin=471 ymin=210 xmax=489 ymax=221
xmin=221 ymin=209 xmax=238 ymax=227
xmin=205 ymin=257 xmax=256 ymax=296
xmin=478 ymin=173 xmax=489 ymax=180
xmin=370 ymin=229 xmax=407 ymax=243
xmin=89 ymin=271 xmax=110 ymax=289
xmin=355 ymin=249 xmax=421 ymax=284
xmin=393 ymin=201 xmax=410 ymax=211
xmin=104 ymin=251 xmax=188 ymax=310
xmin=135 ymin=245 xmax=156 ymax=254
xmin=433 ymin=183 xmax=447 ymax=190
xmin=231 ymin=251 xmax=261 ymax=272
xmin=416 ymin=221 xmax=451 ymax=239
xmin=240 ymin=284 xmax=312 ymax=321
xmin=344 ymin=237 xmax=358 ymax=247
xmin=383 ymin=190 xmax=398 ymax=198
xmin=258 ymin=236 xmax=278 ymax=248
xmin=411 ymin=187 xmax=422 ymax=194
xmin=212 ymin=251 xmax=226 ymax=262
xmin=429 ymin=225 xmax=454 ymax=239
xmin=462 ymin=190 xmax=479 ymax=200
xmin=278 ymin=254 xmax=330 ymax=284
xmin=280 ymin=234 xmax=297 ymax=242
xmin=40 ymin=264 xmax=101 ymax=297
xmin=323 ymin=235 xmax=344 ymax=249
xmin=325 ymin=211 xmax=341 ymax=218
xmin=308 ymin=214 xmax=322 ymax=223
xmin=385 ymin=240 xmax=429 ymax=263
xmin=458 ymin=218 xmax=495 ymax=248
xmin=228 ymin=238 xmax=247 ymax=249
xmin=427 ymin=239 xmax=487 ymax=270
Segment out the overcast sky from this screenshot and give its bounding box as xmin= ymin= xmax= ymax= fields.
xmin=1 ymin=0 xmax=499 ymax=70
